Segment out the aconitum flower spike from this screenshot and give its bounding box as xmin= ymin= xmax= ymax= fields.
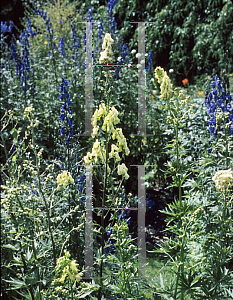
xmin=66 ymin=134 xmax=71 ymax=143
xmin=230 ymin=124 xmax=233 ymax=135
xmin=217 ymin=99 xmax=222 ymax=107
xmin=211 ymin=81 xmax=216 ymax=89
xmin=227 ymin=103 xmax=231 ymax=112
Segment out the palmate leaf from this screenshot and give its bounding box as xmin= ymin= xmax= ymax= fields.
xmin=2 ymin=244 xmax=19 ymax=251
xmin=4 ymin=277 xmax=27 ymax=290
xmin=78 ymin=283 xmax=99 ymax=298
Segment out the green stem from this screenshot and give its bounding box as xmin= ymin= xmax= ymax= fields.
xmin=71 ymin=280 xmax=74 ymax=300
xmin=99 ymin=133 xmax=109 ymax=300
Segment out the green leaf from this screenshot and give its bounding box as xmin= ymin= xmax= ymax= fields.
xmin=3 ymin=244 xmax=19 ymax=251
xmin=10 ymin=128 xmax=18 ymax=141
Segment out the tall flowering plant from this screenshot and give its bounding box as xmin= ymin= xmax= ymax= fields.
xmin=154 ymin=67 xmax=196 ymax=300
xmin=205 ymin=75 xmax=233 ymax=168
xmin=83 ymin=33 xmax=134 ymax=299
xmin=205 ymin=75 xmax=233 ymax=136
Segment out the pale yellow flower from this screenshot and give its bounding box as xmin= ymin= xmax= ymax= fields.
xmin=212 ymin=169 xmax=233 ymax=190
xmin=99 ymin=33 xmax=114 ymax=64
xmin=84 ymin=105 xmax=130 ymax=171
xmin=112 ymin=128 xmax=130 ymax=155
xmin=92 ymin=103 xmax=107 ymax=133
xmin=102 ymin=33 xmax=114 ymax=50
xmin=154 ymin=66 xmax=166 ymax=84
xmin=56 ymin=170 xmax=74 ymax=189
xmin=117 ymin=163 xmax=129 ymax=179
xmin=160 ymin=73 xmax=173 ymax=99
xmin=84 ymin=152 xmax=92 ymax=165
xmin=109 ymin=144 xmax=121 ymax=161
xmin=24 ymin=106 xmax=35 ymax=119
xmin=154 ymin=67 xmax=173 ymax=99
xmin=102 ymin=106 xmax=120 ymax=133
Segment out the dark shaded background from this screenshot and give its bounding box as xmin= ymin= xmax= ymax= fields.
xmin=1 ymin=0 xmax=25 ymax=37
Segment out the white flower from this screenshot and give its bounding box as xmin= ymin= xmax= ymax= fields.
xmin=131 ymin=49 xmax=136 ymax=54
xmin=136 ymin=53 xmax=141 ymax=59
xmin=117 ymin=57 xmax=122 ymax=62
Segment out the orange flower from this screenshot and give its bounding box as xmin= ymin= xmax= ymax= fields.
xmin=182 ymin=78 xmax=188 ymax=85
xmin=198 ymin=91 xmax=204 ymax=97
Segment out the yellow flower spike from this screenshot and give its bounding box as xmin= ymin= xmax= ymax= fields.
xmin=84 ymin=152 xmax=92 ymax=165
xmin=56 ymin=170 xmax=74 ymax=189
xmin=117 ymin=163 xmax=129 ymax=180
xmin=109 ymin=144 xmax=121 ymax=161
xmin=154 ymin=67 xmax=173 ymax=99
xmin=99 ymin=33 xmax=114 ymax=64
xmin=154 ymin=66 xmax=166 ymax=84
xmin=102 ymin=33 xmax=114 ymax=50
xmin=160 ymin=73 xmax=173 ymax=99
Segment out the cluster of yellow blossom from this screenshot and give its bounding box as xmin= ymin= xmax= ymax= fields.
xmin=92 ymin=103 xmax=107 ymax=136
xmin=56 ymin=170 xmax=74 ymax=190
xmin=52 ymin=250 xmax=82 ymax=285
xmin=99 ymin=33 xmax=114 ymax=64
xmin=117 ymin=163 xmax=129 ymax=179
xmin=59 ymin=260 xmax=82 ymax=284
xmin=212 ymin=169 xmax=233 ymax=190
xmin=24 ymin=106 xmax=35 ymax=119
xmin=102 ymin=106 xmax=120 ymax=133
xmin=112 ymin=128 xmax=130 ymax=155
xmin=109 ymin=144 xmax=121 ymax=161
xmin=84 ymin=103 xmax=130 ymax=180
xmin=154 ymin=66 xmax=173 ymax=99
xmin=84 ymin=139 xmax=106 ymax=165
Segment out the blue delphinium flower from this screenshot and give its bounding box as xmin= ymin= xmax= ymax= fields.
xmin=114 ymin=43 xmax=129 ymax=78
xmin=16 ymin=18 xmax=36 ymax=92
xmin=1 ymin=21 xmax=9 ymax=33
xmin=107 ymin=0 xmax=117 ymax=33
xmin=104 ymin=229 xmax=114 ymax=254
xmin=111 ymin=17 xmax=116 ymax=37
xmin=71 ymin=22 xmax=81 ymax=66
xmin=10 ymin=40 xmax=20 ymax=76
xmin=87 ymin=6 xmax=93 ymax=23
xmin=35 ymin=8 xmax=54 ymax=55
xmin=97 ymin=18 xmax=104 ymax=48
xmin=146 ymin=194 xmax=155 ymax=210
xmin=205 ymin=75 xmax=233 ymax=136
xmin=117 ymin=209 xmax=130 ymax=224
xmin=59 ymin=78 xmax=73 ymax=143
xmin=19 ymin=34 xmax=30 ymax=90
xmin=147 ymin=50 xmax=153 ymax=73
xmin=59 ymin=37 xmax=65 ymax=57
